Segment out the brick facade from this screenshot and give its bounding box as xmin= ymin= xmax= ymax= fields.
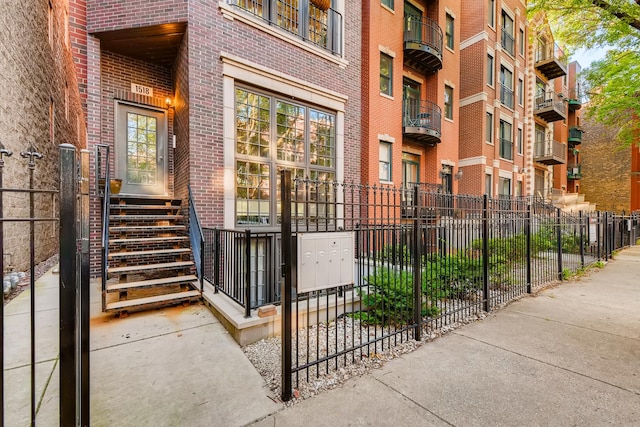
xmin=0 ymin=0 xmax=86 ymax=272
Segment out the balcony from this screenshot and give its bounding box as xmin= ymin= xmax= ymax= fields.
xmin=568 ymin=126 xmax=584 ymax=147
xmin=567 ymin=163 xmax=582 ymax=180
xmin=404 ymin=15 xmax=443 ymax=73
xmin=500 ymin=83 xmax=514 ymax=109
xmin=534 ymin=90 xmax=566 ymax=123
xmin=501 ymin=30 xmax=515 ymax=57
xmin=499 ymin=138 xmax=513 ymax=161
xmin=567 ymin=85 xmax=583 ymax=111
xmin=534 ymin=136 xmax=566 ymax=165
xmin=534 ymin=42 xmax=567 ymax=80
xmin=403 ymin=99 xmax=442 ymax=145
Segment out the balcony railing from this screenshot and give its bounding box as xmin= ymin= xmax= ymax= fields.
xmin=501 ymin=30 xmax=515 ymax=56
xmin=567 ymin=85 xmax=583 ymax=111
xmin=534 ymin=42 xmax=567 ymax=80
xmin=500 ymin=83 xmax=514 ymax=109
xmin=568 ymin=126 xmax=583 ymax=147
xmin=403 ymin=98 xmax=442 ymax=145
xmin=534 ymin=135 xmax=566 ymax=165
xmin=499 ymin=138 xmax=513 ymax=160
xmin=534 ymin=90 xmax=566 ymax=122
xmin=567 ymin=163 xmax=582 ymax=179
xmin=230 ymin=0 xmax=343 ymax=56
xmin=404 ymin=15 xmax=443 ymax=73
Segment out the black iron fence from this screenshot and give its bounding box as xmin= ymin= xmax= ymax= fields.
xmin=276 ymin=174 xmax=639 ymax=400
xmin=1 ymin=143 xmax=89 ymax=425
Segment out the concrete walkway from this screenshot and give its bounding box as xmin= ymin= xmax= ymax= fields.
xmin=3 ymin=246 xmax=640 ymax=426
xmin=251 ymin=247 xmax=640 ymax=426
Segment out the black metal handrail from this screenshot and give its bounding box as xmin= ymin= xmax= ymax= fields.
xmin=402 ymin=99 xmax=442 ymax=135
xmin=97 ymin=144 xmax=111 ymax=311
xmin=188 ymin=184 xmax=205 ymax=292
xmin=404 ymin=14 xmax=443 ymax=56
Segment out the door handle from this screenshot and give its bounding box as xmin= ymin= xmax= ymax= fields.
xmin=159 ymin=156 xmax=164 ymax=162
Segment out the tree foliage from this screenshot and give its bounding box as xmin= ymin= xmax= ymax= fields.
xmin=528 ymin=0 xmax=640 ymax=145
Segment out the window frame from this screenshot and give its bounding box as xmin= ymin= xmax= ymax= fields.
xmin=445 ymin=14 xmax=454 ymax=50
xmin=381 ymin=0 xmax=394 ymax=11
xmin=519 ymin=28 xmax=525 ymax=57
xmin=499 ymin=119 xmax=513 ymax=160
xmin=487 ymin=53 xmax=495 ymax=87
xmin=444 ymin=85 xmax=454 ymax=120
xmin=501 ymin=10 xmax=515 ymax=56
xmin=485 ymin=173 xmax=493 ymax=196
xmin=379 ymin=141 xmax=392 ymax=182
xmin=518 ymin=78 xmax=524 ymax=106
xmin=500 ymin=65 xmax=514 ymax=109
xmin=488 ymin=0 xmax=495 ymax=28
xmin=517 ymin=127 xmax=523 ymax=155
xmin=486 ymin=111 xmax=493 ymax=144
xmin=380 ymin=53 xmax=393 ymax=97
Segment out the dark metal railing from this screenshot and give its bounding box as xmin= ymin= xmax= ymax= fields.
xmin=402 ymin=98 xmax=442 ymax=135
xmin=535 ymin=41 xmax=568 ymax=69
xmin=500 ymin=83 xmax=514 ymax=109
xmin=569 ymin=126 xmax=584 ymax=141
xmin=567 ymin=163 xmax=582 ymax=179
xmin=97 ymin=144 xmax=111 ymax=311
xmin=568 ymin=84 xmax=583 ymax=102
xmin=188 ymin=185 xmax=205 ymax=292
xmin=404 ymin=14 xmax=443 ymax=56
xmin=277 ymin=174 xmax=640 ymax=400
xmin=229 ymin=0 xmax=343 ymax=56
xmin=534 ymin=90 xmax=567 ymax=115
xmin=501 ymin=29 xmax=515 ymax=56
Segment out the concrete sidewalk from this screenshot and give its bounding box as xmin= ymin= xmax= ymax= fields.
xmin=250 ymin=247 xmax=640 ymax=426
xmin=3 ymin=246 xmax=640 ymax=426
xmin=3 ymin=271 xmax=280 ymax=426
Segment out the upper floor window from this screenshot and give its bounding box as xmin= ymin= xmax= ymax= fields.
xmin=518 ymin=78 xmax=524 ymax=105
xmin=519 ymin=28 xmax=525 ymax=56
xmin=445 ymin=14 xmax=454 ymax=50
xmin=379 ymin=142 xmax=392 ymax=182
xmin=487 ymin=54 xmax=495 ymax=86
xmin=444 ymin=85 xmax=453 ymax=120
xmin=488 ymin=0 xmax=495 ymax=27
xmin=381 ymin=0 xmax=394 ymax=10
xmin=380 ymin=53 xmax=393 ymax=96
xmin=486 ymin=112 xmax=493 ymax=143
xmin=232 ymin=0 xmax=343 ymax=56
xmin=501 ymin=11 xmax=514 ymax=56
xmin=499 ymin=120 xmax=513 ymax=160
xmin=500 ymin=66 xmax=514 ymax=109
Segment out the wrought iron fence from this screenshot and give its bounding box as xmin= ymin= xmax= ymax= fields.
xmin=188 ymin=185 xmax=205 ymax=292
xmin=276 ymin=173 xmax=639 ymax=401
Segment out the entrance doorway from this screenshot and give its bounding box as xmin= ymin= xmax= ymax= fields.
xmin=116 ymin=103 xmax=168 ymax=195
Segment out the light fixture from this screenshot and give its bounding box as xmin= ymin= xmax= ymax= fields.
xmin=165 ymin=97 xmax=173 ymax=109
xmin=454 ymin=168 xmax=463 ymax=180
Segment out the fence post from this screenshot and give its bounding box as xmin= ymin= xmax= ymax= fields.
xmin=526 ymin=202 xmax=532 ymax=294
xmin=597 ymin=211 xmax=601 ymax=260
xmin=280 ymin=170 xmax=293 ymax=402
xmin=244 ymin=229 xmax=252 ymax=318
xmin=604 ymin=212 xmax=609 ymax=261
xmin=556 ymin=209 xmax=563 ymax=280
xmin=411 ymin=185 xmax=422 ymax=341
xmin=482 ymin=194 xmax=490 ymax=312
xmin=579 ymin=210 xmax=585 ymax=269
xmin=59 ymin=144 xmax=77 ymax=426
xmin=214 ymin=229 xmax=220 ymax=293
xmin=79 ymin=149 xmax=91 ymax=427
xmin=0 ymin=141 xmax=12 ymax=427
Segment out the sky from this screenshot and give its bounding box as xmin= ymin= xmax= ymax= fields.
xmin=570 ymin=47 xmax=608 ymax=69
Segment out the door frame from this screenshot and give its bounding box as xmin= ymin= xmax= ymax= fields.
xmin=114 ymin=101 xmax=169 ymax=196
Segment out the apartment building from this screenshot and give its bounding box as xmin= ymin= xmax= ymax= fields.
xmin=458 ymin=0 xmax=529 ymax=197
xmin=81 ymin=0 xmax=363 ymax=275
xmin=362 ymin=0 xmax=461 ymax=193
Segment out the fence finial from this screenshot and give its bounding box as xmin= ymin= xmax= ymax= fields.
xmin=0 ymin=140 xmax=13 ymax=161
xmin=20 ymin=142 xmax=43 ymax=169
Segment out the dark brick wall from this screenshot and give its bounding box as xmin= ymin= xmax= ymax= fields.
xmin=0 ymin=0 xmax=86 ymax=272
xmin=87 ymin=0 xmax=188 ymax=33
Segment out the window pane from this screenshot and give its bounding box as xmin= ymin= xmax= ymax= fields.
xmin=380 ymin=54 xmax=392 ymax=95
xmin=487 ymin=54 xmax=494 ymax=86
xmin=309 ymin=5 xmax=329 ymax=49
xmin=445 ymin=14 xmax=454 ymax=49
xmin=379 ymin=142 xmax=391 ymax=181
xmin=277 ymin=0 xmax=299 ymax=34
xmin=486 ymin=112 xmax=493 ymax=143
xmin=488 ymin=0 xmax=495 ymax=27
xmin=381 ymin=0 xmax=394 ymax=10
xmin=309 ymin=110 xmax=336 ymax=167
xmin=236 ymin=160 xmax=271 ymax=225
xmin=277 ymin=101 xmax=306 ymax=162
xmin=126 ymin=112 xmax=157 ymax=186
xmin=236 ymin=89 xmax=270 ymax=157
xmin=444 ymin=85 xmax=453 ymax=120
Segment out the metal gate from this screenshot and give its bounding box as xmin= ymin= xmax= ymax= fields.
xmin=1 ymin=143 xmax=89 ymax=426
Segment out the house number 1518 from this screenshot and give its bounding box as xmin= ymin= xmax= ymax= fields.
xmin=131 ymin=83 xmax=153 ymax=97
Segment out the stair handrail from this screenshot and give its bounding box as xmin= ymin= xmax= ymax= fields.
xmin=188 ymin=184 xmax=205 ymax=292
xmin=97 ymin=144 xmax=111 ymax=311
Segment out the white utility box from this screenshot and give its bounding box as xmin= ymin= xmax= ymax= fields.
xmin=297 ymin=232 xmax=355 ymax=293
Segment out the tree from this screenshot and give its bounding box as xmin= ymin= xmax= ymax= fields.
xmin=528 ymin=1 xmax=640 ymax=145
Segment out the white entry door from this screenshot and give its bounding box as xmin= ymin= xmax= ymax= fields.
xmin=116 ymin=104 xmax=167 ymax=195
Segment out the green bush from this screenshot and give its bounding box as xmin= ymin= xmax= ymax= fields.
xmin=422 ymin=253 xmax=483 ymax=299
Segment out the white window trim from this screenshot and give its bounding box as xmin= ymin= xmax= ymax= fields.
xmin=222 ymin=54 xmax=346 ymax=229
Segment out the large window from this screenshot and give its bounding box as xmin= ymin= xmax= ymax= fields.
xmin=500 ymin=66 xmax=514 ymax=109
xmin=380 ymin=53 xmax=393 ymax=96
xmin=235 ymin=87 xmax=336 ymax=225
xmin=501 ymin=11 xmax=514 ymax=56
xmin=444 ymin=85 xmax=453 ymax=120
xmin=379 ymin=142 xmax=392 ymax=182
xmin=445 ymin=14 xmax=454 ymax=50
xmin=487 ymin=54 xmax=494 ymax=86
xmin=499 ymin=177 xmax=511 ymax=196
xmin=486 ymin=111 xmax=493 ymax=143
xmin=499 ymin=120 xmax=513 ymax=160
xmin=234 ymin=0 xmax=342 ymax=55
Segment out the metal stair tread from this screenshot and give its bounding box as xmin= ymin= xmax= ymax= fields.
xmin=105 ymin=290 xmax=200 ymax=311
xmin=109 ymin=236 xmax=188 ymax=244
xmin=106 ymin=275 xmax=198 ymax=292
xmin=109 ymin=225 xmax=186 ymax=231
xmin=108 ymin=261 xmax=194 ymax=274
xmin=110 ymin=204 xmax=181 ymax=210
xmin=108 ymin=248 xmax=191 ymax=258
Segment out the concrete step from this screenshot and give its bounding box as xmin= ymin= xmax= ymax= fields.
xmin=105 ymin=290 xmax=200 ymax=312
xmin=108 ymin=248 xmax=191 ymax=259
xmin=107 ymin=261 xmax=194 ymax=275
xmin=106 ymin=274 xmax=198 ymax=292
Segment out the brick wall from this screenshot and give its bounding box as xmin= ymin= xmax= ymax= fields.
xmin=580 ymin=119 xmax=630 ymax=213
xmin=0 ymin=0 xmax=86 ymax=272
xmin=87 ymin=0 xmax=187 ymax=33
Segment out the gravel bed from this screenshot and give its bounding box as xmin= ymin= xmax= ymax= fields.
xmin=3 ymin=254 xmax=59 ymax=306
